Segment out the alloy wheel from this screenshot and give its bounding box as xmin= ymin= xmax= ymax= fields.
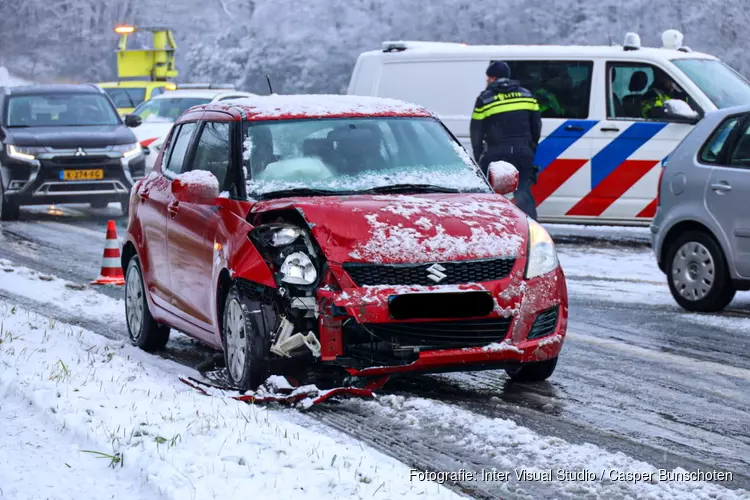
xmin=225 ymin=297 xmax=248 ymax=382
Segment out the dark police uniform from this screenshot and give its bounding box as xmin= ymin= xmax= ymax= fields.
xmin=470 ymin=61 xmax=542 ymax=219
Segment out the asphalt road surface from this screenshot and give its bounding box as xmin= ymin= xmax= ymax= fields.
xmin=1 ymin=204 xmax=749 ymax=499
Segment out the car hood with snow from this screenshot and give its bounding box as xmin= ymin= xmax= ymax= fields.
xmin=5 ymin=125 xmax=137 ymax=148
xmin=251 ymin=193 xmax=528 ymax=265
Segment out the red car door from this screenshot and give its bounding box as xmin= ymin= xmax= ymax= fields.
xmin=136 ymin=121 xmax=198 ymax=309
xmin=167 ymin=117 xmax=233 ymax=340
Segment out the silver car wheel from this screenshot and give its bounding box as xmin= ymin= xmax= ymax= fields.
xmin=225 ymin=297 xmax=248 ymax=382
xmin=125 ymin=264 xmax=144 ymax=339
xmin=671 ymin=241 xmax=715 ymax=301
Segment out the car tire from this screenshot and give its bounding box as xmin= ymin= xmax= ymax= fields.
xmin=90 ymin=200 xmax=109 ymax=209
xmin=505 ymin=357 xmax=557 ymax=383
xmin=222 ymin=285 xmax=271 ymax=391
xmin=125 ymin=256 xmax=170 ymax=351
xmin=0 ymin=182 xmax=20 ymax=221
xmin=666 ymin=230 xmax=735 ymax=312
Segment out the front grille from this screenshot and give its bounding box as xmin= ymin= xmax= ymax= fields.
xmin=528 ymin=307 xmax=559 ymax=339
xmin=343 ymin=317 xmax=512 ymax=350
xmin=343 ymin=258 xmax=516 ymax=287
xmin=45 ymin=182 xmax=122 ymax=193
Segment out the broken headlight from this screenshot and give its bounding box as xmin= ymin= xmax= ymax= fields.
xmin=279 ymin=251 xmax=317 ymax=285
xmin=251 ymin=223 xmax=303 ymax=247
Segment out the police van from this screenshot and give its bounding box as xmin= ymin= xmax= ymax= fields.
xmin=347 ymin=31 xmax=750 ymax=225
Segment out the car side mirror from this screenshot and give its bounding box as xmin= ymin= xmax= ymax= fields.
xmin=663 ymin=99 xmax=700 ymax=124
xmin=124 ymin=114 xmax=142 ymax=128
xmin=172 ymin=171 xmax=221 ymax=204
xmin=487 ymin=161 xmax=519 ymax=195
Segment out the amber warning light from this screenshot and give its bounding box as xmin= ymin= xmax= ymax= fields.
xmin=115 ymin=25 xmax=135 ymax=34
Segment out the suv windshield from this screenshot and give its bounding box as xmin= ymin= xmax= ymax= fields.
xmin=672 ymin=59 xmax=750 ymax=109
xmin=244 ymin=117 xmax=490 ymax=198
xmin=133 ymin=97 xmax=212 ymax=123
xmin=5 ymin=93 xmax=120 ymax=127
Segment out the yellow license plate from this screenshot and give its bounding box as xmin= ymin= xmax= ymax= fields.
xmin=61 ymin=169 xmax=104 ymax=181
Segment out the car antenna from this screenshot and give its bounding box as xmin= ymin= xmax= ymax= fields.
xmin=608 ymin=34 xmax=613 ymax=46
xmin=265 ymin=74 xmax=273 ymax=95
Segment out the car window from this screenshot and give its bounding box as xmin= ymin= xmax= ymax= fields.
xmin=5 ymin=93 xmax=120 ymax=127
xmin=728 ymin=120 xmax=750 ymax=168
xmin=165 ymin=122 xmax=198 ymax=175
xmin=607 ymin=62 xmax=699 ymax=121
xmin=150 ymin=87 xmax=165 ymax=99
xmin=504 ymin=60 xmax=593 ymax=119
xmin=190 ymin=121 xmax=231 ymax=188
xmin=699 ymin=117 xmax=741 ymax=164
xmin=102 ymin=87 xmax=146 ymax=109
xmin=133 ymin=97 xmax=212 ymax=123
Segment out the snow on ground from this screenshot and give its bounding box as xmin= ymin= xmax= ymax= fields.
xmin=343 ymin=395 xmax=749 ymax=500
xmin=0 ymin=300 xmax=460 ymax=500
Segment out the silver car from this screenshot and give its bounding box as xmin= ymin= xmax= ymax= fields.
xmin=652 ymin=103 xmax=750 ymax=312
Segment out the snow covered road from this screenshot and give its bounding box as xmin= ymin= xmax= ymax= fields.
xmin=1 ymin=204 xmax=750 ymax=499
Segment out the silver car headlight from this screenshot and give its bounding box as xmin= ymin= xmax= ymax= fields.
xmin=279 ymin=251 xmax=317 ymax=285
xmin=525 ymin=218 xmax=559 ymax=279
xmin=7 ymin=145 xmax=44 ymax=161
xmin=113 ymin=142 xmax=141 ymax=158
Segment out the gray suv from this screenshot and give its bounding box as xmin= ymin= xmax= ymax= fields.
xmin=652 ymin=104 xmax=750 ymax=312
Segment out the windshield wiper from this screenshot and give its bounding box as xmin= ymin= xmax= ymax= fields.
xmin=7 ymin=124 xmax=31 ymax=128
xmin=361 ymin=184 xmax=462 ymax=194
xmin=256 ymin=187 xmax=347 ymax=200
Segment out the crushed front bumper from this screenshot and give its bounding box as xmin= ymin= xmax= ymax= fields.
xmin=316 ymin=266 xmax=568 ymax=376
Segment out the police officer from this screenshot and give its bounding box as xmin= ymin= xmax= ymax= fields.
xmin=470 ymin=61 xmax=542 ymax=219
xmin=641 ymin=71 xmax=689 ymax=119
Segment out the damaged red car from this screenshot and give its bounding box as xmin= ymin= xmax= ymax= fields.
xmin=122 ymin=95 xmax=568 ymax=391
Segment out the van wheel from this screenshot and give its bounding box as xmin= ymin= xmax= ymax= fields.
xmin=0 ymin=183 xmax=20 ymax=221
xmin=506 ymin=357 xmax=557 ymax=382
xmin=222 ymin=285 xmax=270 ymax=391
xmin=666 ymin=231 xmax=735 ymax=312
xmin=125 ymin=257 xmax=170 ymax=351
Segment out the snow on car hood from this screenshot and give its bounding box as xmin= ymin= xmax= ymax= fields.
xmin=252 ymin=193 xmax=527 ymax=264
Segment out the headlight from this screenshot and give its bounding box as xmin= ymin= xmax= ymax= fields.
xmin=113 ymin=142 xmax=141 ymax=158
xmin=7 ymin=145 xmax=44 ymax=161
xmin=279 ymin=252 xmax=317 ymax=285
xmin=251 ymin=223 xmax=303 ymax=247
xmin=525 ymin=218 xmax=559 ymax=279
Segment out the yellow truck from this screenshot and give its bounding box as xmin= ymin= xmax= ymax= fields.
xmin=98 ymin=25 xmax=178 ymax=115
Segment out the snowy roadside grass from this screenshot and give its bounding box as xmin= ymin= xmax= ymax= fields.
xmin=346 ymin=396 xmax=749 ymax=500
xmin=0 ymin=301 xmax=459 ymax=500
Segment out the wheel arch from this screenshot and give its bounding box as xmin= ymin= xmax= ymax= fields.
xmin=121 ymin=240 xmax=137 ymax=271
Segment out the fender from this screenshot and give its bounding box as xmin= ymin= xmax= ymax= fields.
xmin=219 ymin=205 xmax=277 ymax=288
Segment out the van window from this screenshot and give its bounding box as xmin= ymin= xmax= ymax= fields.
xmin=607 ymin=62 xmax=700 ymax=120
xmin=504 ymin=61 xmax=593 ymax=119
xmin=672 ymin=59 xmax=750 ymax=109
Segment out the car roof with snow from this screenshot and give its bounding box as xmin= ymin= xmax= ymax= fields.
xmin=365 ymin=41 xmax=717 ymax=64
xmin=178 ymin=94 xmax=434 ymax=122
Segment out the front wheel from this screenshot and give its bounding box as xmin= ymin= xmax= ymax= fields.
xmin=125 ymin=257 xmax=170 ymax=351
xmin=505 ymin=357 xmax=557 ymax=383
xmin=666 ymin=231 xmax=735 ymax=312
xmin=0 ymin=183 xmax=20 ymax=221
xmin=222 ymin=286 xmax=271 ymax=391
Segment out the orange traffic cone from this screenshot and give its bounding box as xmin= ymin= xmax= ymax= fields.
xmin=91 ymin=220 xmax=125 ymax=286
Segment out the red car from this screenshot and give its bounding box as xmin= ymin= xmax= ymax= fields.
xmin=122 ymin=95 xmax=568 ymax=390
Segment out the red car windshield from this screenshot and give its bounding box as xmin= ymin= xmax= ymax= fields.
xmin=243 ymin=117 xmax=490 ymax=198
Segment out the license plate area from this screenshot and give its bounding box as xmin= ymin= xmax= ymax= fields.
xmin=388 ymin=291 xmax=494 ymax=320
xmin=60 ymin=169 xmax=104 ymax=181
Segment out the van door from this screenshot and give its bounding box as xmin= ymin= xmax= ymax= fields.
xmin=568 ymin=62 xmax=698 ymax=222
xmin=503 ymin=60 xmax=597 ymax=219
xmin=704 ymin=114 xmax=750 ymax=277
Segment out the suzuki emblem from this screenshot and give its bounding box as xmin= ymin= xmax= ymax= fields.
xmin=425 ymin=263 xmax=447 ymax=283
xmin=74 ymin=147 xmax=87 ymax=157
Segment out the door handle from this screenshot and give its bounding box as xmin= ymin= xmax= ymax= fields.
xmin=600 ymin=127 xmax=620 ymax=132
xmin=710 ymin=182 xmax=732 ymax=192
xmin=167 ymin=200 xmax=180 ymax=217
xmin=564 ymin=125 xmax=584 ymax=131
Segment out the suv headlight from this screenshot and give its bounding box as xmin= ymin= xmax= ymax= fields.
xmin=113 ymin=142 xmax=141 ymax=158
xmin=279 ymin=252 xmax=317 ymax=285
xmin=7 ymin=145 xmax=44 ymax=161
xmin=525 ymin=218 xmax=559 ymax=279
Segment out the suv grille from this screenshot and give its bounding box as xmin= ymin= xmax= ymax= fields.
xmin=343 ymin=258 xmax=516 ymax=287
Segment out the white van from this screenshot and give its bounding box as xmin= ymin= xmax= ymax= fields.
xmin=347 ymin=31 xmax=750 ymax=225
